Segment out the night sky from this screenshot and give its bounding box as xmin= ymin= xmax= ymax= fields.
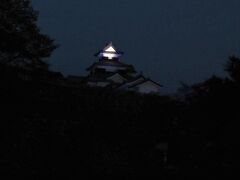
xmin=32 ymin=0 xmax=240 ymax=93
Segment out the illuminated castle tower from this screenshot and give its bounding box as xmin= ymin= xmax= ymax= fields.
xmin=95 ymin=42 xmax=123 ymax=60
xmin=85 ymin=42 xmax=162 ymax=94
xmin=87 ymin=42 xmax=136 ymax=76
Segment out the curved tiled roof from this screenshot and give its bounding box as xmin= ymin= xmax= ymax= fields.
xmin=86 ymin=60 xmax=136 ymax=73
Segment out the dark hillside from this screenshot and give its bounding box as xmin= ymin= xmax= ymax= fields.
xmin=0 ymin=62 xmax=239 ymax=179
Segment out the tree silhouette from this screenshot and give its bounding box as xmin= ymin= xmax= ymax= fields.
xmin=225 ymin=56 xmax=240 ymax=83
xmin=0 ymin=0 xmax=57 ymax=69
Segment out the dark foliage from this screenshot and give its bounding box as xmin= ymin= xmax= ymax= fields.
xmin=0 ymin=0 xmax=57 ymax=69
xmin=1 ymin=57 xmax=239 ymax=179
xmin=225 ymin=56 xmax=240 ymax=83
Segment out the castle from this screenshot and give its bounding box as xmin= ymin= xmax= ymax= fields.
xmin=83 ymin=42 xmax=162 ymax=94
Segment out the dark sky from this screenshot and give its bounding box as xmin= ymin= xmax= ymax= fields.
xmin=32 ymin=0 xmax=240 ymax=93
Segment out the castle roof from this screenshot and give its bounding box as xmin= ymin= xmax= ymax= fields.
xmin=95 ymin=42 xmax=123 ymax=60
xmin=128 ymin=78 xmax=163 ymax=88
xmin=117 ymin=75 xmax=162 ymax=91
xmin=86 ymin=59 xmax=136 ymax=73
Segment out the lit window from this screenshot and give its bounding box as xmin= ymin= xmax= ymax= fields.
xmin=102 ymin=52 xmax=116 ymax=59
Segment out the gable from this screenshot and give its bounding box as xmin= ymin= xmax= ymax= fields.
xmin=104 ymin=46 xmax=116 ymax=53
xmin=118 ymin=76 xmax=145 ymax=90
xmin=130 ymin=80 xmax=161 ymax=94
xmin=107 ymin=73 xmax=127 ymax=84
